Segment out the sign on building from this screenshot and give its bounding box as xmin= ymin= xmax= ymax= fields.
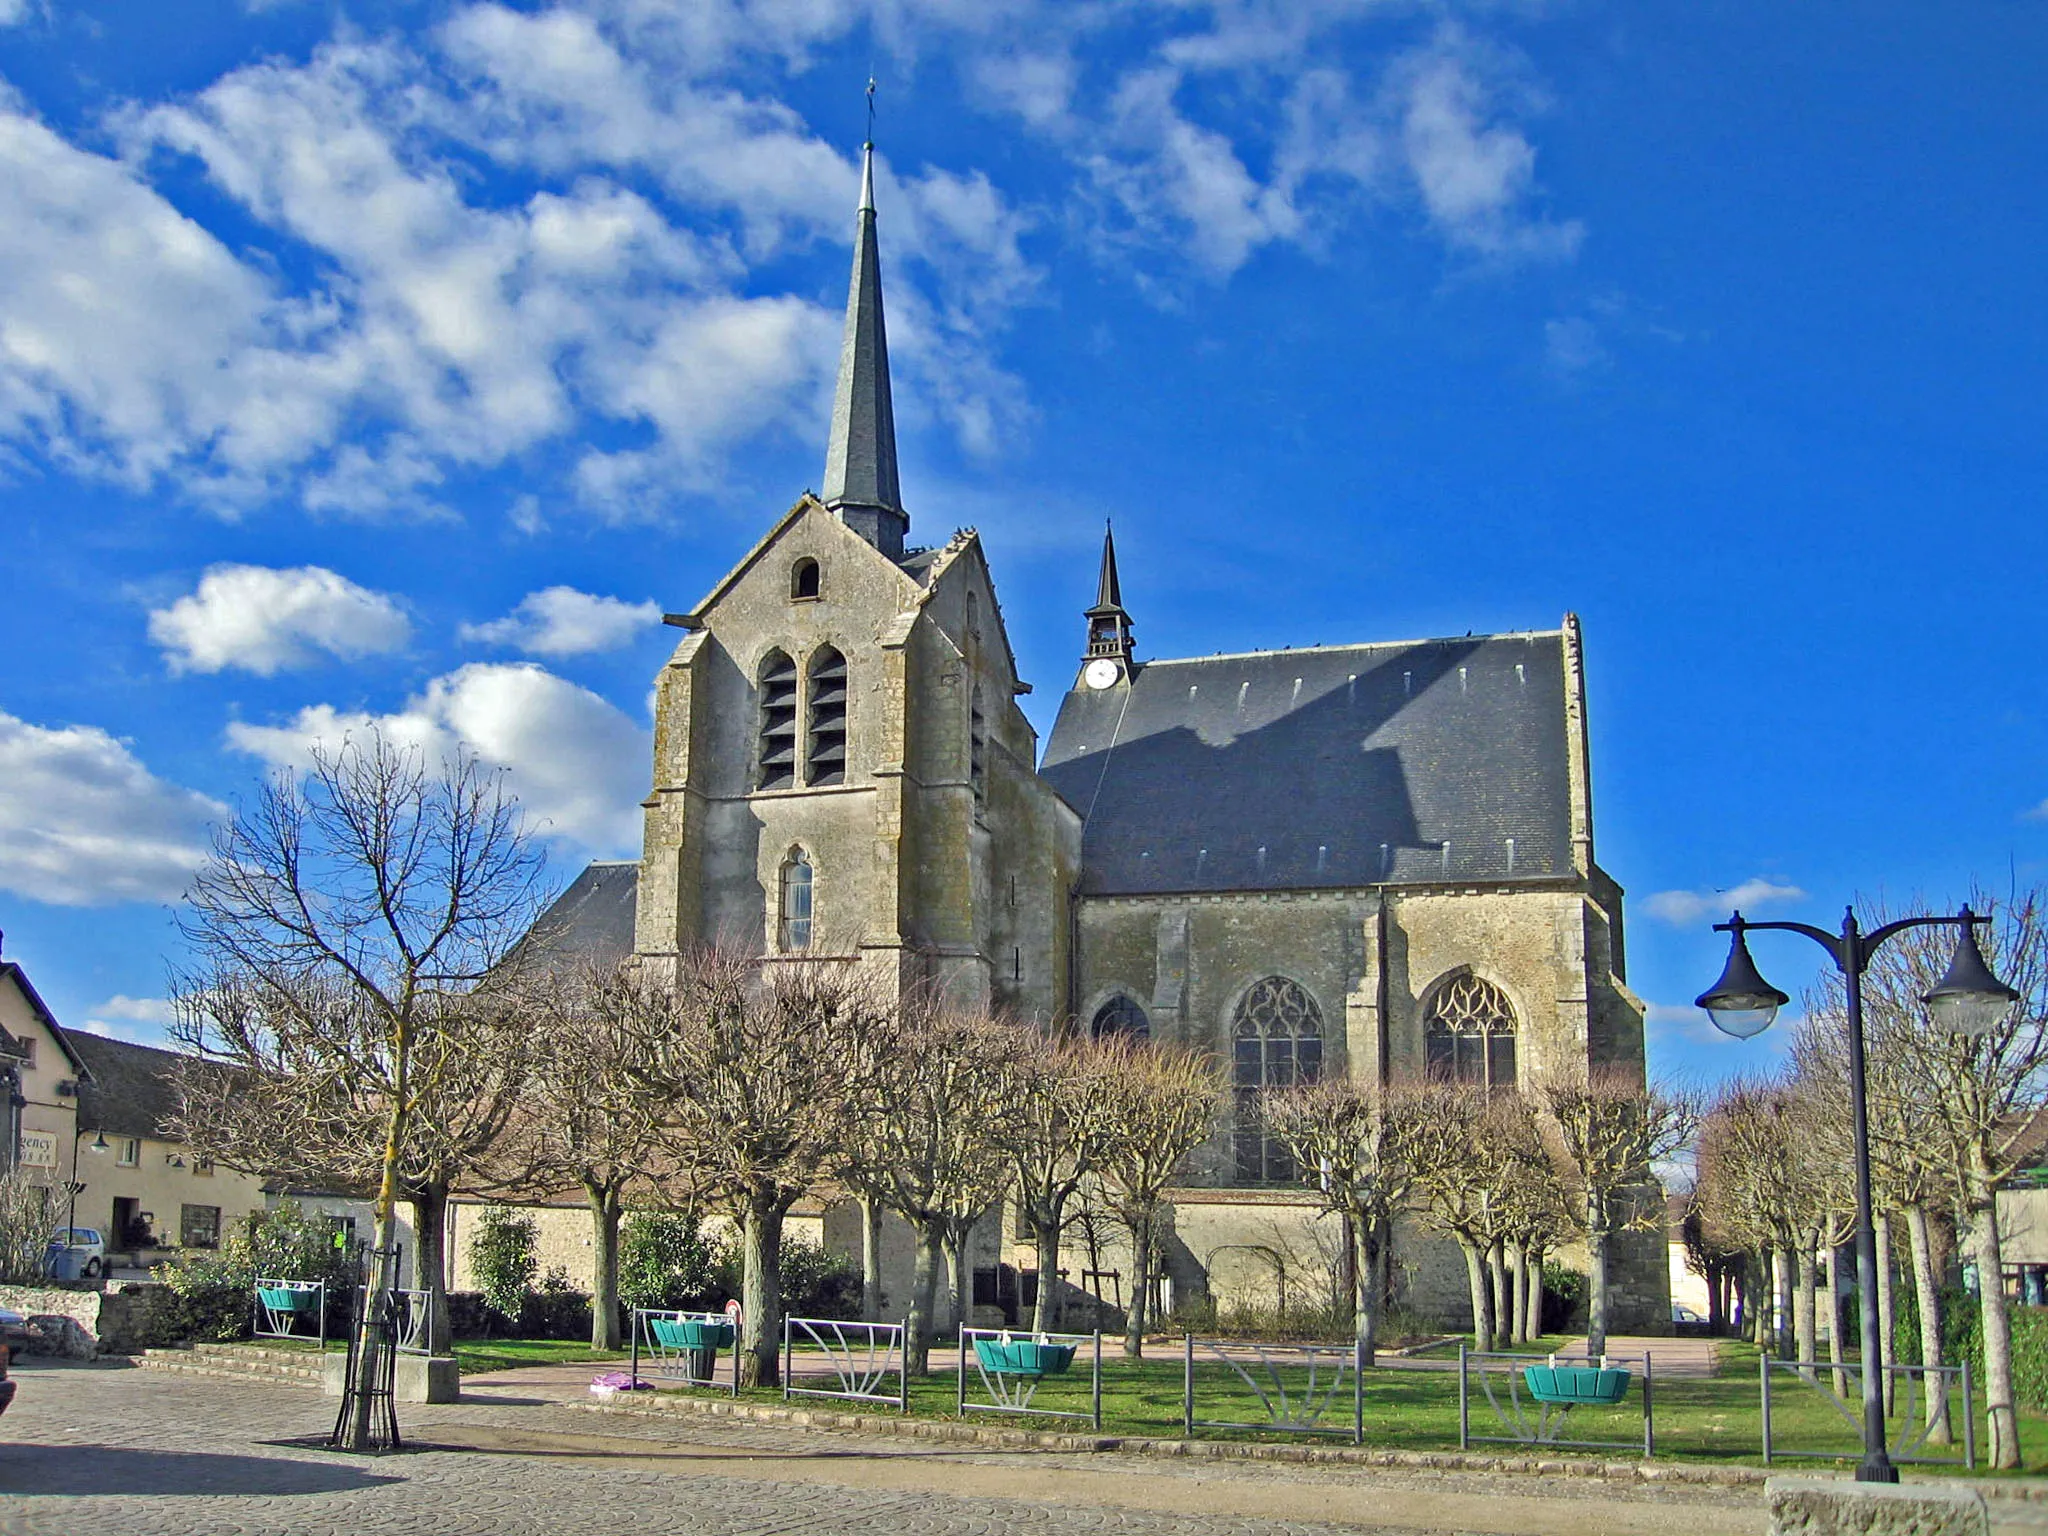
xmin=17 ymin=1131 xmax=58 ymax=1168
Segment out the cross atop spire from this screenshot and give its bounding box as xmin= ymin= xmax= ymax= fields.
xmin=1084 ymin=520 xmax=1135 ymax=668
xmin=821 ymin=110 xmax=906 ymax=559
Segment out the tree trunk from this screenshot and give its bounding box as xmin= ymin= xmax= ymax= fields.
xmin=1032 ymin=1204 xmax=1064 ymax=1333
xmin=1794 ymin=1238 xmax=1818 ymax=1382
xmin=1585 ymin=1223 xmax=1611 ymax=1356
xmin=1774 ymin=1244 xmax=1795 ymax=1357
xmin=409 ymin=1181 xmax=452 ymax=1357
xmin=738 ymin=1196 xmax=784 ymax=1389
xmin=1510 ymin=1243 xmax=1529 ymax=1346
xmin=1351 ymin=1215 xmax=1379 ymax=1368
xmin=904 ymin=1222 xmax=943 ymax=1378
xmin=948 ymin=1226 xmax=974 ymax=1335
xmin=1874 ymin=1211 xmax=1897 ymax=1413
xmin=585 ymin=1181 xmax=621 ymax=1352
xmin=344 ymin=1089 xmax=409 ymax=1451
xmin=1461 ymin=1238 xmax=1493 ymax=1352
xmin=1905 ymin=1203 xmax=1951 ymax=1444
xmin=1823 ymin=1241 xmax=1848 ymax=1398
xmin=1525 ymin=1246 xmax=1545 ymax=1341
xmin=1123 ymin=1207 xmax=1155 ymax=1359
xmin=1969 ymin=1194 xmax=2021 ymax=1469
xmin=860 ymin=1196 xmax=884 ymax=1324
xmin=1489 ymin=1239 xmax=1511 ymax=1348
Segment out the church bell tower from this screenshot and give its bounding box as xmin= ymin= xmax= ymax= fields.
xmin=1079 ymin=522 xmax=1135 ymax=690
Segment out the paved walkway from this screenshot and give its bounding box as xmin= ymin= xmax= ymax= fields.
xmin=0 ymin=1357 xmax=1777 ymax=1536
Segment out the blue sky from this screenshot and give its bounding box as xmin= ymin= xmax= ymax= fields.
xmin=2 ymin=1 xmax=2044 ymax=1085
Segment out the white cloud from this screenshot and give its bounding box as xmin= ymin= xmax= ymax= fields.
xmin=0 ymin=1 xmax=32 ymax=26
xmin=461 ymin=586 xmax=660 ymax=656
xmin=79 ymin=994 xmax=178 ymax=1045
xmin=226 ymin=662 xmax=648 ymax=850
xmin=1643 ymin=878 xmax=1808 ymax=928
xmin=149 ymin=564 xmax=412 ymax=675
xmin=0 ymin=710 xmax=226 ymax=907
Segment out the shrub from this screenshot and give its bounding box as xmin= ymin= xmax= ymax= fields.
xmin=517 ymin=1265 xmax=593 ymax=1341
xmin=158 ymin=1200 xmax=355 ymax=1343
xmin=469 ymin=1207 xmax=539 ymax=1325
xmin=1944 ymin=1295 xmax=2048 ymax=1411
xmin=1540 ymin=1263 xmax=1586 ymax=1335
xmin=618 ymin=1211 xmax=728 ymax=1314
xmin=778 ymin=1232 xmax=861 ymax=1321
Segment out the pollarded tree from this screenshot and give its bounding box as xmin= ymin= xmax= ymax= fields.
xmin=172 ymin=734 xmax=548 ymax=1451
xmin=852 ymin=998 xmax=1013 ymax=1375
xmin=1260 ymin=1077 xmax=1427 ymax=1365
xmin=486 ymin=959 xmax=677 ymax=1350
xmin=1537 ymin=1070 xmax=1697 ymax=1356
xmin=1096 ymin=1037 xmax=1227 ymax=1359
xmin=989 ymin=1028 xmax=1123 ymax=1333
xmin=625 ymin=948 xmax=890 ymax=1388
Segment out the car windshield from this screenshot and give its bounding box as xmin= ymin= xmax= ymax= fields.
xmin=55 ymin=1230 xmax=95 ymax=1244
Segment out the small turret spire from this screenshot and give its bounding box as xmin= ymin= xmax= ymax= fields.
xmin=1084 ymin=520 xmax=1135 ymax=669
xmin=821 ymin=87 xmax=906 ymax=559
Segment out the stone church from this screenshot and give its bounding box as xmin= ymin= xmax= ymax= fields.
xmin=541 ymin=144 xmax=1663 ymax=1331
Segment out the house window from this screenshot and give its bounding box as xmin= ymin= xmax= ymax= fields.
xmin=1091 ymin=994 xmax=1149 ymax=1040
xmin=180 ymin=1203 xmax=221 ymax=1249
xmin=791 ymin=558 xmax=821 ymax=600
xmin=806 ymin=647 xmax=848 ymax=786
xmin=1424 ymin=973 xmax=1518 ymax=1092
xmin=779 ymin=852 xmax=814 ymax=952
xmin=1232 ymin=976 xmax=1323 ymax=1184
xmin=193 ymin=1156 xmax=215 ymax=1177
xmin=13 ymin=1038 xmax=31 ymax=1068
xmin=117 ymin=1137 xmax=141 ymax=1167
xmin=756 ymin=650 xmax=799 ymax=790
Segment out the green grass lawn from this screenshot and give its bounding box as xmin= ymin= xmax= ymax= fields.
xmin=636 ymin=1336 xmax=2048 ymax=1476
xmin=453 ymin=1340 xmax=624 ymax=1375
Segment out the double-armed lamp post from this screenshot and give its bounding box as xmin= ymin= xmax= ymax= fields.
xmin=1696 ymin=903 xmax=2018 ymax=1483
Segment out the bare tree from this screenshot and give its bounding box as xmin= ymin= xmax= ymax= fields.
xmin=486 ymin=960 xmax=675 ymax=1349
xmin=1806 ymin=890 xmax=2048 ymax=1468
xmin=1694 ymin=1076 xmax=1811 ymax=1358
xmin=172 ymin=735 xmax=546 ymax=1450
xmin=853 ymin=999 xmax=1012 ymax=1375
xmin=1096 ymin=1038 xmax=1226 ymax=1359
xmin=1260 ymin=1078 xmax=1426 ymax=1364
xmin=1407 ymin=1085 xmax=1551 ymax=1351
xmin=1536 ymin=1071 xmax=1697 ymax=1356
xmin=990 ymin=1028 xmax=1121 ymax=1333
xmin=626 ymin=949 xmax=889 ymax=1388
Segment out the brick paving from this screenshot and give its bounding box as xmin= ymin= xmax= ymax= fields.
xmin=0 ymin=1356 xmax=1781 ymax=1535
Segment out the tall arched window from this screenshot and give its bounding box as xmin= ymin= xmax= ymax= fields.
xmin=791 ymin=558 xmax=821 ymax=600
xmin=806 ymin=647 xmax=848 ymax=786
xmin=969 ymin=684 xmax=987 ymax=808
xmin=1091 ymin=994 xmax=1149 ymax=1040
xmin=1232 ymin=976 xmax=1323 ymax=1183
xmin=756 ymin=650 xmax=798 ymax=790
xmin=778 ymin=851 xmax=814 ymax=952
xmin=1424 ymin=973 xmax=1518 ymax=1093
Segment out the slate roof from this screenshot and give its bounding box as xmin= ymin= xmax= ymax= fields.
xmin=1040 ymin=632 xmax=1575 ymax=895
xmin=63 ymin=1029 xmax=186 ymax=1141
xmin=513 ymin=860 xmax=640 ymax=970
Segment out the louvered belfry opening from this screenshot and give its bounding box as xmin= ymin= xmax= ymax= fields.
xmin=756 ymin=650 xmax=799 ymax=790
xmin=806 ymin=646 xmax=848 ymax=786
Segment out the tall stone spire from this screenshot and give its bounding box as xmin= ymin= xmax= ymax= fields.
xmin=821 ymin=140 xmax=907 ymax=559
xmin=1084 ymin=521 xmax=1135 ymax=668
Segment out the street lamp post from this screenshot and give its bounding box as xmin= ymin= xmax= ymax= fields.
xmin=64 ymin=1125 xmax=109 ymax=1237
xmin=1696 ymin=903 xmax=2018 ymax=1484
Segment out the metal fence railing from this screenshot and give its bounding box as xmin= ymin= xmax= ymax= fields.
xmin=956 ymin=1326 xmax=1102 ymax=1429
xmin=782 ymin=1317 xmax=910 ymax=1411
xmin=629 ymin=1309 xmax=739 ymax=1396
xmin=1459 ymin=1348 xmax=1655 ymax=1457
xmin=1182 ymin=1335 xmax=1363 ymax=1443
xmin=1758 ymin=1355 xmax=1975 ymax=1469
xmin=252 ymin=1278 xmax=326 ymax=1348
xmin=387 ymin=1289 xmax=432 ymax=1356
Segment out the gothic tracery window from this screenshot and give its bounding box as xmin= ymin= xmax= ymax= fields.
xmin=805 ymin=647 xmax=848 ymax=786
xmin=778 ymin=851 xmax=814 ymax=952
xmin=756 ymin=650 xmax=798 ymax=790
xmin=1232 ymin=976 xmax=1323 ymax=1184
xmin=1090 ymin=993 xmax=1149 ymax=1040
xmin=1424 ymin=973 xmax=1518 ymax=1092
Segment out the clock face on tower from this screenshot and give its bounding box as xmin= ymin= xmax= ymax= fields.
xmin=1083 ymin=658 xmax=1122 ymax=690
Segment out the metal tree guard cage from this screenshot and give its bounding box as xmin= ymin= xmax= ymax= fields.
xmin=782 ymin=1316 xmax=911 ymax=1411
xmin=1182 ymin=1334 xmax=1364 ymax=1443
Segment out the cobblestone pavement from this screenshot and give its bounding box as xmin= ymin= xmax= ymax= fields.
xmin=0 ymin=1359 xmax=1780 ymax=1536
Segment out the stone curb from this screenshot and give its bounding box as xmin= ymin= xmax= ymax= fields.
xmin=582 ymin=1389 xmax=1770 ymax=1488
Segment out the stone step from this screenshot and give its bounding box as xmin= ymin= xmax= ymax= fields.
xmin=140 ymin=1349 xmax=326 ymax=1385
xmin=184 ymin=1343 xmax=331 ymax=1369
xmin=139 ymin=1359 xmax=323 ymax=1387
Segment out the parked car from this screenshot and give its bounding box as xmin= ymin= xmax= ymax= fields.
xmin=45 ymin=1227 xmax=106 ymax=1280
xmin=1672 ymin=1303 xmax=1705 ymax=1325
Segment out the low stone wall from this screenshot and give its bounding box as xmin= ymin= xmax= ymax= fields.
xmin=0 ymin=1281 xmax=183 ymax=1357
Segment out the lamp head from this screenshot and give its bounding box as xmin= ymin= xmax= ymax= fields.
xmin=1696 ymin=913 xmax=1790 ymax=1039
xmin=89 ymin=1132 xmax=108 ymax=1153
xmin=1922 ymin=906 xmax=2020 ymax=1037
